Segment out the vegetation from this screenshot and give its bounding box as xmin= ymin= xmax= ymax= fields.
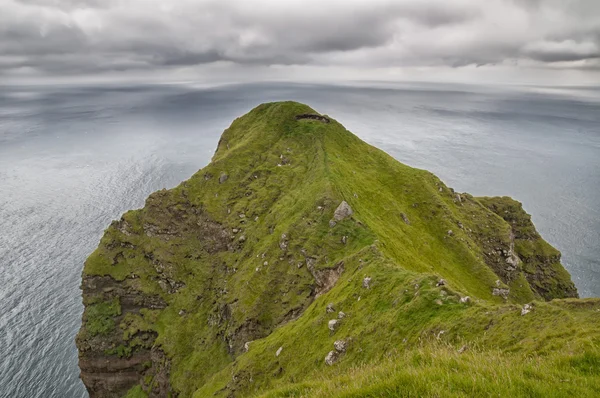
xmin=77 ymin=102 xmax=597 ymax=398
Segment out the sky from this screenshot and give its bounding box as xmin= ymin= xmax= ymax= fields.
xmin=1 ymin=0 xmax=599 ymax=86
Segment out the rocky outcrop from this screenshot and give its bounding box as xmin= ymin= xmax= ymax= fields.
xmin=295 ymin=113 xmax=330 ymax=123
xmin=76 ymin=275 xmax=168 ymax=398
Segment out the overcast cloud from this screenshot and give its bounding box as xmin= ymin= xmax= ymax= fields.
xmin=1 ymin=0 xmax=599 ymax=84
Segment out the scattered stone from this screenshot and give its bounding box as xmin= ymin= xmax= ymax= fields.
xmin=328 ymin=319 xmax=339 ymax=331
xmin=219 ymin=173 xmax=228 ymax=184
xmin=297 ymin=262 xmax=303 ymax=269
xmin=353 ymin=193 xmax=358 ymax=198
xmin=232 ymin=228 xmax=239 ymax=233
xmin=329 ymin=220 xmax=337 ymax=228
xmin=324 ymin=350 xmax=338 ymax=365
xmin=457 ymin=221 xmax=464 ymax=229
xmin=400 ymin=213 xmax=410 ymax=225
xmin=495 ymin=280 xmax=501 ymax=287
xmin=178 ymin=310 xmax=186 ymax=316
xmin=279 ymin=234 xmax=288 ymax=250
xmin=338 ymin=311 xmax=346 ymax=319
xmin=363 ymin=276 xmax=372 ymax=289
xmin=263 ymin=261 xmax=268 ymax=266
xmin=239 ymin=213 xmax=246 ymax=218
xmin=254 ymin=216 xmax=259 ymax=221
xmin=435 ymin=299 xmax=443 ymax=305
xmin=275 ymin=346 xmax=283 ymax=357
xmin=333 ymin=201 xmax=353 ymax=221
xmin=436 ymin=279 xmax=446 ymax=287
xmin=436 ymin=330 xmax=446 ymax=339
xmin=458 ymin=345 xmax=468 ymax=354
xmin=341 ymin=235 xmax=347 ymax=245
xmin=447 ymin=230 xmax=454 ymax=236
xmin=244 ymin=342 xmax=251 ymax=352
xmin=238 ymin=235 xmax=246 ymax=242
xmin=492 ymin=287 xmax=510 ymax=299
xmin=460 ymin=296 xmax=471 ymax=304
xmin=204 ymin=173 xmax=212 ymax=180
xmin=521 ymin=303 xmax=532 ymax=316
xmin=334 ymin=340 xmax=347 ymax=352
xmin=326 ymin=303 xmax=336 ymax=313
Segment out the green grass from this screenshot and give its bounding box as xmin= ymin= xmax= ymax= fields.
xmin=76 ymin=102 xmax=594 ymax=397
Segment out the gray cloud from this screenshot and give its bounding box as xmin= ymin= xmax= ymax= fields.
xmin=0 ymin=0 xmax=599 ymax=82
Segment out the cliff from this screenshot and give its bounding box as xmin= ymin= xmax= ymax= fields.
xmin=77 ymin=102 xmax=600 ymax=398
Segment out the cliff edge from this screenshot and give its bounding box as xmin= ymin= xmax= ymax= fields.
xmin=77 ymin=102 xmax=599 ymax=398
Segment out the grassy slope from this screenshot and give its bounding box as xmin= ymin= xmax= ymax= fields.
xmin=79 ymin=102 xmax=596 ymax=398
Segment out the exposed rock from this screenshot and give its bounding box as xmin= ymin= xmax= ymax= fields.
xmin=308 ymin=261 xmax=344 ymax=297
xmin=326 ymin=303 xmax=335 ymax=313
xmin=436 ymin=279 xmax=446 ymax=287
xmin=338 ymin=311 xmax=346 ymax=319
xmin=334 ymin=340 xmax=347 ymax=352
xmin=275 ymin=346 xmax=283 ymax=357
xmin=295 ymin=113 xmax=330 ymax=123
xmin=492 ymin=287 xmax=510 ymax=299
xmin=333 ymin=201 xmax=353 ymax=221
xmin=324 ymin=350 xmax=339 ymax=365
xmin=279 ymin=234 xmax=288 ymax=250
xmin=219 ymin=173 xmax=228 ymax=183
xmin=244 ymin=342 xmax=251 ymax=352
xmin=238 ymin=235 xmax=246 ymax=242
xmin=447 ymin=230 xmax=454 ymax=236
xmin=362 ymin=276 xmax=372 ymax=289
xmin=328 ymin=319 xmax=339 ymax=332
xmin=458 ymin=345 xmax=468 ymax=354
xmin=329 ymin=220 xmax=337 ymax=228
xmin=400 ymin=213 xmax=410 ymax=225
xmin=521 ymin=303 xmax=532 ymax=316
xmin=341 ymin=235 xmax=347 ymax=245
xmin=460 ymin=296 xmax=471 ymax=304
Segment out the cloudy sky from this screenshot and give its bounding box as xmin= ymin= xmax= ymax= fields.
xmin=1 ymin=0 xmax=599 ymax=85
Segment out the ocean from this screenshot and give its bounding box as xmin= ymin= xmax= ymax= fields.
xmin=1 ymin=81 xmax=599 ymax=397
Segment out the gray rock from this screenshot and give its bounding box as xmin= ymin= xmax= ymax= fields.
xmin=275 ymin=346 xmax=283 ymax=357
xmin=400 ymin=213 xmax=410 ymax=225
xmin=459 ymin=296 xmax=471 ymax=304
xmin=238 ymin=235 xmax=246 ymax=242
xmin=333 ymin=201 xmax=353 ymax=221
xmin=362 ymin=276 xmax=372 ymax=289
xmin=436 ymin=279 xmax=446 ymax=287
xmin=334 ymin=340 xmax=347 ymax=352
xmin=326 ymin=303 xmax=336 ymax=313
xmin=521 ymin=303 xmax=532 ymax=316
xmin=244 ymin=342 xmax=251 ymax=352
xmin=338 ymin=311 xmax=346 ymax=319
xmin=324 ymin=350 xmax=338 ymax=365
xmin=447 ymin=230 xmax=454 ymax=236
xmin=328 ymin=319 xmax=339 ymax=331
xmin=279 ymin=234 xmax=288 ymax=250
xmin=492 ymin=287 xmax=510 ymax=299
xmin=329 ymin=220 xmax=337 ymax=228
xmin=219 ymin=173 xmax=228 ymax=184
xmin=341 ymin=235 xmax=347 ymax=245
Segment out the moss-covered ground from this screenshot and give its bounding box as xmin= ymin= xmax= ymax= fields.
xmin=77 ymin=102 xmax=596 ymax=397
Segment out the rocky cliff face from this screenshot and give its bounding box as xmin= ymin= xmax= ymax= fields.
xmin=77 ymin=102 xmax=595 ymax=398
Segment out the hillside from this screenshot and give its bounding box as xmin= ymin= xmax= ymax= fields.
xmin=76 ymin=102 xmax=600 ymax=398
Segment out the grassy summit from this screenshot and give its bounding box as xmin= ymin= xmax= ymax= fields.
xmin=77 ymin=102 xmax=599 ymax=398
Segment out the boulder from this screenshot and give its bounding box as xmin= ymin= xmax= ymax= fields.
xmin=324 ymin=350 xmax=338 ymax=365
xmin=334 ymin=340 xmax=347 ymax=352
xmin=333 ymin=201 xmax=353 ymax=221
xmin=363 ymin=276 xmax=372 ymax=289
xmin=328 ymin=319 xmax=339 ymax=331
xmin=219 ymin=173 xmax=228 ymax=184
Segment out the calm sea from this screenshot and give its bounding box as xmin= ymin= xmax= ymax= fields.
xmin=1 ymin=82 xmax=599 ymax=397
